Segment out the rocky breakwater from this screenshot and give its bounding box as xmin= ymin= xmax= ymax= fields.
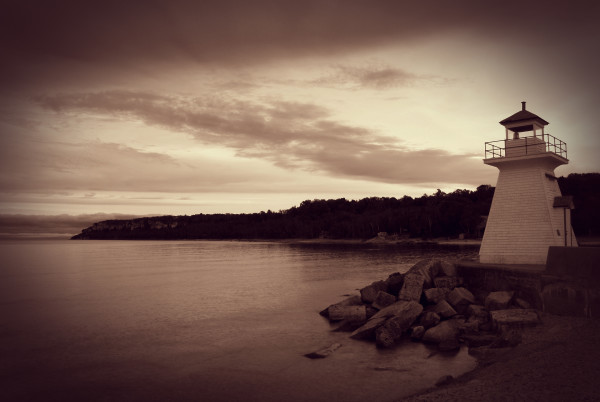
xmin=318 ymin=259 xmax=541 ymax=355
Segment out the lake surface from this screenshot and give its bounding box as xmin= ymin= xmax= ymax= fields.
xmin=0 ymin=240 xmax=478 ymax=402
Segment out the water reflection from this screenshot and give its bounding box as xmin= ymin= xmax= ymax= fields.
xmin=0 ymin=240 xmax=478 ymax=402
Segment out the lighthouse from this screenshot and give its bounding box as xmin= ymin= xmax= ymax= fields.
xmin=479 ymin=102 xmax=577 ymax=265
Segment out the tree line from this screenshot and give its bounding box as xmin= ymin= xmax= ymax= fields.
xmin=72 ymin=173 xmax=599 ymax=240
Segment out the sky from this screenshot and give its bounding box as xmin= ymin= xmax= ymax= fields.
xmin=1 ymin=0 xmax=599 ymax=235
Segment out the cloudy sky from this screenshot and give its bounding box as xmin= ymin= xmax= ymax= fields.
xmin=1 ymin=0 xmax=599 ymax=234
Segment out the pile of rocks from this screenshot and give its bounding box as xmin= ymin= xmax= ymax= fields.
xmin=319 ymin=259 xmax=540 ymax=352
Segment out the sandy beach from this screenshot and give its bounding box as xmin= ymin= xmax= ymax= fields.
xmin=400 ymin=313 xmax=600 ymax=401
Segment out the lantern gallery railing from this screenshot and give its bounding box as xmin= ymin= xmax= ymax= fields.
xmin=484 ymin=134 xmax=567 ymax=160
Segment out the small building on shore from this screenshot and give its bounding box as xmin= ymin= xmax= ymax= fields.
xmin=479 ymin=102 xmax=577 ymax=265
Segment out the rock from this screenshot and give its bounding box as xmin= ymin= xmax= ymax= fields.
xmin=398 ymin=273 xmax=425 ymax=302
xmin=449 ymin=316 xmax=466 ymax=328
xmin=349 ymin=316 xmax=388 ymax=340
xmin=319 ymin=295 xmax=362 ymax=317
xmin=373 ymin=300 xmax=423 ymax=321
xmin=365 ymin=306 xmax=378 ymax=319
xmin=461 ymin=334 xmax=498 ymax=348
xmin=351 ymin=301 xmax=423 ymax=340
xmin=385 ymin=272 xmax=404 ymax=296
xmin=376 ymin=313 xmax=419 ymax=348
xmin=424 ymin=287 xmax=448 ymax=304
xmin=372 ymin=291 xmax=397 ymax=310
xmin=438 ymin=338 xmax=460 ymax=352
xmin=375 ymin=325 xmax=396 ymax=348
xmin=304 ymin=343 xmax=342 ymax=359
xmin=406 ymin=259 xmax=437 ymax=288
xmin=485 ymin=291 xmax=514 ymax=311
xmin=327 ymin=305 xmax=367 ymax=323
xmin=375 ymin=302 xmax=426 ymax=347
xmin=457 ymin=320 xmax=479 ymax=335
xmin=371 ymin=300 xmax=423 ymax=321
xmin=490 ymin=309 xmax=539 ymax=330
xmin=466 ymin=305 xmax=489 ymax=330
xmin=471 ymin=289 xmax=489 ymax=304
xmin=447 ymin=287 xmax=476 ymax=313
xmin=433 ymin=276 xmax=458 ymax=290
xmin=410 ymin=325 xmax=425 ymax=340
xmin=435 ymin=375 xmax=454 ymax=387
xmin=422 ymin=320 xmax=459 ymax=344
xmin=438 ymin=260 xmax=457 ymax=277
xmin=419 ymin=311 xmax=441 ymax=328
xmin=467 ymin=304 xmax=488 ymax=319
xmin=332 ymin=320 xmax=364 ymax=332
xmin=514 ymin=297 xmax=531 ymax=309
xmin=360 ymin=280 xmax=389 ymax=304
xmin=433 ymin=300 xmax=457 ymax=318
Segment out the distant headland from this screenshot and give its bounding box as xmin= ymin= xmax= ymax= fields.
xmin=72 ymin=173 xmax=599 ymax=241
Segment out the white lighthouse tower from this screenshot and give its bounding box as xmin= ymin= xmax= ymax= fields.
xmin=479 ymin=102 xmax=577 ymax=265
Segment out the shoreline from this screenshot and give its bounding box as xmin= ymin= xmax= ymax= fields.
xmin=245 ymin=237 xmax=483 ymax=247
xmin=398 ymin=313 xmax=600 ymax=401
xmin=15 ymin=235 xmax=600 ymax=247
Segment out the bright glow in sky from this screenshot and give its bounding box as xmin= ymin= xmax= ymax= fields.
xmin=1 ymin=0 xmax=599 ymax=223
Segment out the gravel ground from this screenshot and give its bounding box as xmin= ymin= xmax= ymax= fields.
xmin=400 ymin=314 xmax=600 ymax=401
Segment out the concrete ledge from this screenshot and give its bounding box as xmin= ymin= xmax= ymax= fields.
xmin=456 ymin=261 xmax=544 ymax=309
xmin=546 ymin=246 xmax=600 ymax=283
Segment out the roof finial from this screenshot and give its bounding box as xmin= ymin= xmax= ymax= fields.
xmin=521 ymin=101 xmax=526 ymax=111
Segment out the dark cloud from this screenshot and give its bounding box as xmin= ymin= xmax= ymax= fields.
xmin=311 ymin=65 xmax=428 ymax=89
xmin=2 ymin=0 xmax=598 ymax=93
xmin=35 ymin=90 xmax=489 ymax=186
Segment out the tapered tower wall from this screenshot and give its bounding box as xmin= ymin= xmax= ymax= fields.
xmin=479 ymin=156 xmax=575 ymax=264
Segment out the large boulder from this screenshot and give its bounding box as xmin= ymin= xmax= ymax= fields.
xmin=371 ymin=300 xmax=424 ymax=321
xmin=406 ymin=259 xmax=438 ymax=288
xmin=424 ymin=287 xmax=449 ymax=304
xmin=419 ymin=311 xmax=441 ymax=328
xmin=385 ymin=272 xmax=405 ymax=296
xmin=466 ymin=304 xmax=488 ymax=320
xmin=398 ymin=273 xmax=425 ymax=302
xmin=327 ymin=305 xmax=367 ymax=323
xmin=376 ymin=313 xmax=421 ymax=348
xmin=422 ymin=320 xmax=459 ymax=344
xmin=372 ymin=291 xmax=397 ymax=310
xmin=360 ymin=280 xmax=389 ymax=304
xmin=490 ymin=309 xmax=539 ymax=330
xmin=410 ymin=325 xmax=425 ymax=340
xmin=447 ymin=287 xmax=476 ymax=313
xmin=466 ymin=304 xmax=489 ymax=328
xmin=485 ymin=291 xmax=514 ymax=311
xmin=434 ymin=276 xmax=458 ymax=290
xmin=457 ymin=319 xmax=479 ymax=335
xmin=319 ymin=295 xmax=362 ymax=318
xmin=438 ymin=260 xmax=457 ymax=277
xmin=349 ymin=316 xmax=388 ymax=340
xmin=351 ymin=301 xmax=423 ymax=340
xmin=433 ymin=299 xmax=457 ymax=318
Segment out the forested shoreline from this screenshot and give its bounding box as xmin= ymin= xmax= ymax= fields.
xmin=72 ymin=173 xmax=599 ymax=240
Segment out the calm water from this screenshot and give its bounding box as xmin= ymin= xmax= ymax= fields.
xmin=0 ymin=240 xmax=478 ymax=402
